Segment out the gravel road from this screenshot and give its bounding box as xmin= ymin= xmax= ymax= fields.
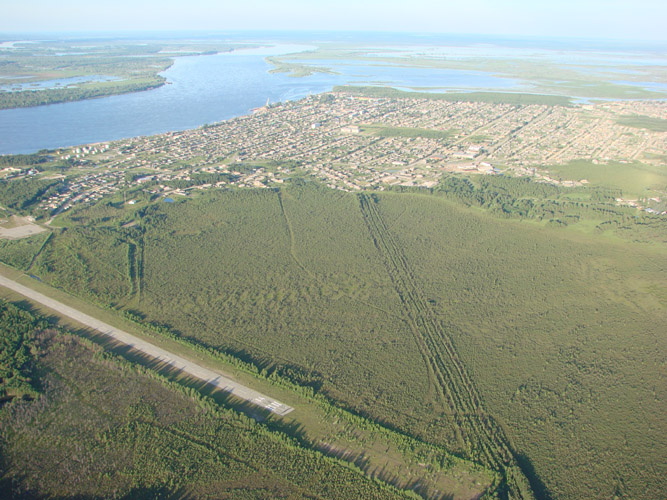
xmin=0 ymin=274 xmax=293 ymax=416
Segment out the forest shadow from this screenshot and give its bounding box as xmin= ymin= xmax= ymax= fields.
xmin=516 ymin=453 xmax=553 ymax=500
xmin=60 ymin=325 xmax=309 ymax=445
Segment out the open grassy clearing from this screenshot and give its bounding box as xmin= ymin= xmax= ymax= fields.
xmin=617 ymin=114 xmax=667 ymax=132
xmin=359 ymin=124 xmax=455 ymax=140
xmin=542 ymin=159 xmax=667 ymax=197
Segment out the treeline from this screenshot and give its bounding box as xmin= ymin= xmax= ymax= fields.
xmin=0 ymin=154 xmax=50 ymax=167
xmin=0 ymin=300 xmax=46 ymax=404
xmin=126 ymin=172 xmax=239 ymax=190
xmin=423 ymin=173 xmax=641 ymax=226
xmin=434 ymin=174 xmax=565 ymax=219
xmin=118 ymin=308 xmax=493 ymax=498
xmin=0 ymin=77 xmax=166 ymax=110
xmin=122 ymin=310 xmax=327 ymax=397
xmin=0 ymin=177 xmax=65 ymax=212
xmin=423 ymin=174 xmax=667 ymax=243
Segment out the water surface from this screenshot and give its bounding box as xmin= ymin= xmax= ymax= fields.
xmin=1 ymin=35 xmax=665 ymax=155
xmin=0 ymin=48 xmax=334 ymax=154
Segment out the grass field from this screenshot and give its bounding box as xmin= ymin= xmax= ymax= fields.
xmin=542 ymin=159 xmax=667 ymax=197
xmin=360 ymin=124 xmax=455 ymax=140
xmin=617 ymin=114 xmax=667 ymax=132
xmin=0 ymin=183 xmax=664 ymax=499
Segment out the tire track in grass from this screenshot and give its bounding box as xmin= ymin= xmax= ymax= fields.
xmin=276 ymin=188 xmax=311 ymax=277
xmin=26 ymin=231 xmax=53 ymax=272
xmin=276 ymin=188 xmax=404 ymax=322
xmin=358 ymin=193 xmax=534 ymax=500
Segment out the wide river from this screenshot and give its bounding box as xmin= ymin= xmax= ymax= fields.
xmin=0 ymin=44 xmax=521 ymax=155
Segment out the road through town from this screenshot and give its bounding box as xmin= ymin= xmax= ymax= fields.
xmin=0 ymin=274 xmax=293 ymax=416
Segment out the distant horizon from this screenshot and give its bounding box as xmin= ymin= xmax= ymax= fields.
xmin=1 ymin=29 xmax=666 ymax=49
xmin=4 ymin=0 xmax=666 ymax=43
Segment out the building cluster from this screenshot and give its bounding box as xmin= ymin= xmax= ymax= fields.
xmin=29 ymin=92 xmax=666 ymax=213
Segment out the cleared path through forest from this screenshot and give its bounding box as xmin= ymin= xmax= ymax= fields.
xmin=0 ymin=274 xmax=294 ymax=416
xmin=358 ymin=194 xmax=533 ymax=499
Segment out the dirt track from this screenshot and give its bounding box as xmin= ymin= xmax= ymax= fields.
xmin=0 ymin=274 xmax=293 ymax=416
xmin=0 ymin=216 xmax=47 ymax=239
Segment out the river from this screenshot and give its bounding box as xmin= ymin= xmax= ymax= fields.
xmin=2 ymin=35 xmax=664 ymax=155
xmin=0 ymin=45 xmax=340 ymax=154
xmin=0 ymin=43 xmax=522 ymax=155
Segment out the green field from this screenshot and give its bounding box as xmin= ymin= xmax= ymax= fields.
xmin=375 ymin=191 xmax=666 ymax=499
xmin=1 ymin=180 xmax=664 ymax=499
xmin=617 ymin=114 xmax=667 ymax=132
xmin=360 ymin=124 xmax=455 ymax=140
xmin=542 ymin=159 xmax=667 ymax=197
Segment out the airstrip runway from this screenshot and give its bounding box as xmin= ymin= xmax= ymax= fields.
xmin=0 ymin=274 xmax=293 ymax=416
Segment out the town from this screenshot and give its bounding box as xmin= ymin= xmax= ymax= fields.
xmin=3 ymin=91 xmax=665 ymax=215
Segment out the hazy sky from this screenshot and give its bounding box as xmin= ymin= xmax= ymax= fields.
xmin=3 ymin=0 xmax=666 ymax=41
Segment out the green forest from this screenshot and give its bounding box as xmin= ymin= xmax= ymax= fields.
xmin=0 ymin=301 xmax=45 ymax=404
xmin=0 ymin=301 xmax=415 ymax=499
xmin=0 ymin=76 xmax=166 ymax=109
xmin=0 ymin=178 xmax=664 ymax=499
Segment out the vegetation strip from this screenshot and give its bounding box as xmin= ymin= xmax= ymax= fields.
xmin=0 ymin=274 xmax=293 ymax=416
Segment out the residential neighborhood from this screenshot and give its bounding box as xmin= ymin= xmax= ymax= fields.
xmin=4 ymin=92 xmax=663 ymax=214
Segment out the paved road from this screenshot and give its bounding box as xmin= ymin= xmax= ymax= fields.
xmin=0 ymin=274 xmax=293 ymax=416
